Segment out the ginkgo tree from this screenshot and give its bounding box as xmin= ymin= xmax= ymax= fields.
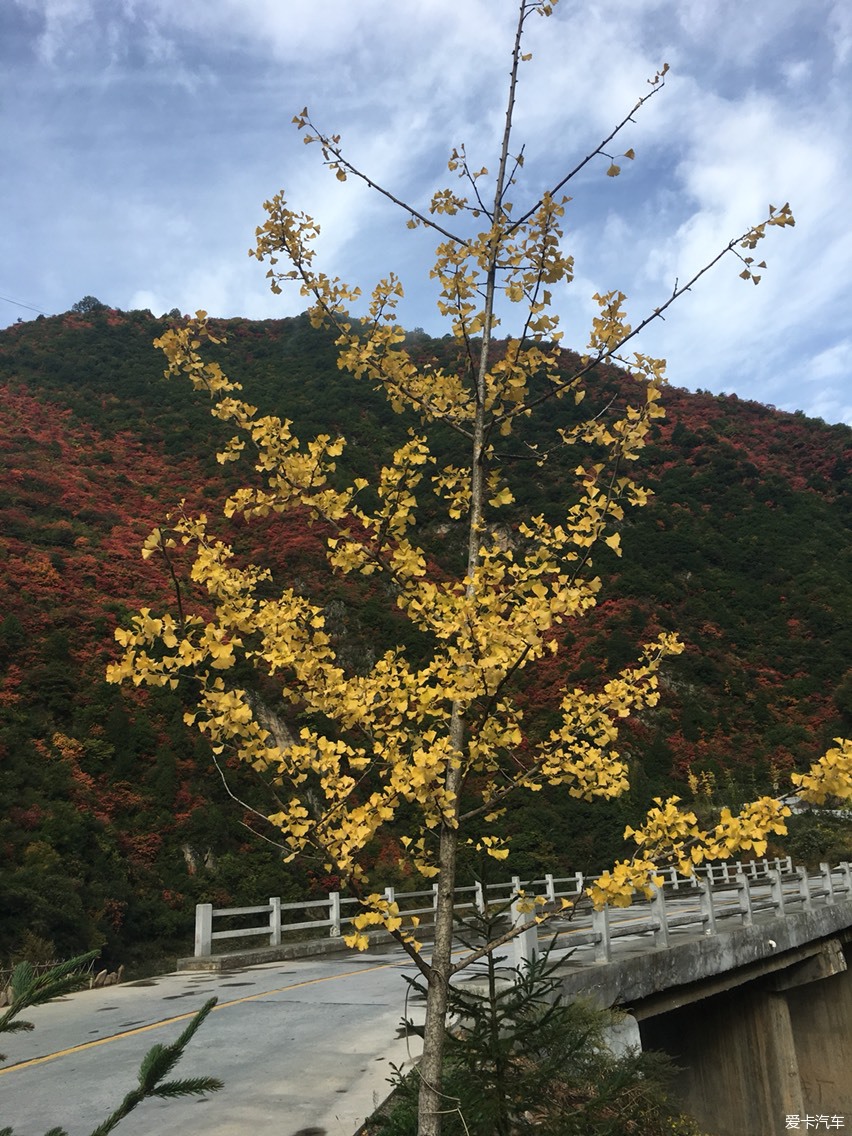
xmin=107 ymin=2 xmax=850 ymax=1133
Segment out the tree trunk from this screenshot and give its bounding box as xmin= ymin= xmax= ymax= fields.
xmin=416 ymin=813 xmax=460 ymax=1135
xmin=417 ymin=15 xmax=523 ymax=1133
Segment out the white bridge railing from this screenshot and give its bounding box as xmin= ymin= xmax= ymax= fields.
xmin=193 ymin=857 xmax=852 ymax=963
xmin=566 ymin=859 xmax=852 ymax=966
xmin=193 ymin=872 xmax=586 ymax=958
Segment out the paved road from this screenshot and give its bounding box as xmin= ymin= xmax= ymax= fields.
xmin=0 ymin=899 xmax=704 ymax=1136
xmin=0 ymin=947 xmax=423 ymax=1136
xmin=0 ymin=890 xmax=749 ymax=1133
xmin=0 ymin=876 xmax=820 ymax=1136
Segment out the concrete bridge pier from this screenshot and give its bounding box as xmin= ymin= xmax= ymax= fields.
xmin=637 ymin=937 xmax=851 ymax=1136
xmin=784 ymin=942 xmax=852 ymax=1116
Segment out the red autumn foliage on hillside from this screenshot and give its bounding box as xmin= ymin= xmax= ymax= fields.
xmin=0 ymin=307 xmax=849 ymax=962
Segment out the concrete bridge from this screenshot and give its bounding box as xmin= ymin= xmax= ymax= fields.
xmin=550 ymin=879 xmax=852 ymax=1136
xmin=3 ymin=862 xmax=847 ymax=1136
xmin=185 ymin=859 xmax=852 ymax=1136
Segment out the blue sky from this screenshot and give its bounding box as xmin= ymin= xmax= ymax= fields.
xmin=2 ymin=0 xmax=850 ymax=424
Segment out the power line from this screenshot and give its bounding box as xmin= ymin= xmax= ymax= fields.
xmin=0 ymin=293 xmax=46 ymax=315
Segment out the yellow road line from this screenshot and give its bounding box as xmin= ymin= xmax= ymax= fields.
xmin=0 ymin=956 xmax=408 ymax=1076
xmin=2 ymin=908 xmax=707 ymax=1076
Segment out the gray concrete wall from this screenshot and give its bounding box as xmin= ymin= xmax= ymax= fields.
xmin=785 ymin=944 xmax=852 ymax=1116
xmin=639 ymin=985 xmax=804 ymax=1136
xmin=634 ymin=938 xmax=851 ymax=1136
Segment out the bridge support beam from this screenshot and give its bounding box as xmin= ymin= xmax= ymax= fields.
xmin=641 ymin=985 xmax=803 ymax=1135
xmin=638 ymin=939 xmax=851 ymax=1136
xmin=783 ymin=948 xmax=852 ymax=1117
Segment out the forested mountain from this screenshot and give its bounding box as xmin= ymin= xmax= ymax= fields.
xmin=1 ymin=306 xmax=850 ymax=968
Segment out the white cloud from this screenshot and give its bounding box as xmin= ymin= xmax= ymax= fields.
xmin=12 ymin=0 xmax=95 ymax=64
xmin=808 ymin=340 xmax=851 ymax=381
xmin=829 ymin=0 xmax=852 ymax=66
xmin=2 ymin=0 xmax=850 ymax=424
xmin=781 ymin=59 xmax=812 ymax=86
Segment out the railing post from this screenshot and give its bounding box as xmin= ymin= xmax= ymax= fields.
xmin=573 ymin=871 xmax=584 ymax=896
xmin=593 ymin=905 xmax=611 ymax=963
xmin=268 ymin=896 xmax=281 ymax=946
xmin=651 ymin=885 xmax=670 ymax=949
xmin=669 ymin=865 xmax=680 ymax=891
xmin=474 ymin=880 xmax=486 ymax=913
xmin=195 ymin=903 xmax=213 ymax=958
xmin=384 ymin=885 xmax=396 ymax=906
xmin=721 ymin=861 xmax=730 ymax=883
xmin=511 ymin=894 xmax=539 ymax=972
xmin=819 ymin=863 xmax=834 ymax=904
xmin=838 ymin=861 xmax=852 ymax=899
xmin=700 ymin=878 xmax=718 ymax=935
xmin=329 ymin=891 xmax=341 ymax=937
xmin=796 ymin=867 xmax=813 ymax=913
xmin=545 ymin=874 xmax=556 ymax=903
xmin=735 ymin=872 xmax=753 ymax=928
xmin=768 ymin=869 xmax=786 ymax=916
xmin=747 ymin=860 xmax=759 ymax=880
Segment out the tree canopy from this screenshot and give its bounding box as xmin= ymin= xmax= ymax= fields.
xmin=104 ymin=3 xmax=848 ymax=1132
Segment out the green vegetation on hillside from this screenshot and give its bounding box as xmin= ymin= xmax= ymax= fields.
xmin=0 ymin=306 xmax=849 ymax=964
